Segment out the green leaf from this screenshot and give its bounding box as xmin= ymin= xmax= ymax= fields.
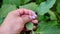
xmin=40 ymin=26 xmax=60 ymax=34
xmin=0 ymin=4 xmax=17 ymax=17
xmin=46 ymin=0 xmax=56 ymax=9
xmin=38 ymin=0 xmax=56 ymax=15
xmin=57 ymin=3 xmax=60 ymax=13
xmin=38 ymin=2 xmax=49 ymax=15
xmin=48 ymin=10 xmax=57 ymax=20
xmin=26 ymin=22 xmax=34 ymax=30
xmin=19 ymin=3 xmax=38 ymax=12
xmin=3 ymin=0 xmax=21 ymax=6
xmin=35 ymin=20 xmax=58 ymax=34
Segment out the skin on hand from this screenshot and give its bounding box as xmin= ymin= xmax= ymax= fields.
xmin=0 ymin=8 xmax=38 ymax=34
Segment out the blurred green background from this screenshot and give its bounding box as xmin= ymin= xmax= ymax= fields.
xmin=0 ymin=0 xmax=60 ymax=34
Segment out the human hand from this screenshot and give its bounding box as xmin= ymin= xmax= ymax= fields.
xmin=0 ymin=8 xmax=38 ymax=34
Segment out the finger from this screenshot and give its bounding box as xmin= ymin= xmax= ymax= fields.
xmin=19 ymin=8 xmax=37 ymax=18
xmin=32 ymin=20 xmax=38 ymax=24
xmin=9 ymin=8 xmax=37 ymax=17
xmin=21 ymin=15 xmax=32 ymax=24
xmin=19 ymin=8 xmax=37 ymax=15
xmin=33 ymin=26 xmax=36 ymax=30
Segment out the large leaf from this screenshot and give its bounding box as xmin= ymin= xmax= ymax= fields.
xmin=40 ymin=26 xmax=60 ymax=34
xmin=38 ymin=2 xmax=49 ymax=15
xmin=26 ymin=22 xmax=34 ymax=30
xmin=3 ymin=0 xmax=21 ymax=6
xmin=38 ymin=0 xmax=56 ymax=15
xmin=36 ymin=27 xmax=60 ymax=34
xmin=0 ymin=4 xmax=17 ymax=17
xmin=35 ymin=21 xmax=58 ymax=34
xmin=19 ymin=3 xmax=38 ymax=12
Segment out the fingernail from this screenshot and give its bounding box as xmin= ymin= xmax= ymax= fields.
xmin=29 ymin=16 xmax=35 ymax=19
xmin=29 ymin=11 xmax=37 ymax=19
